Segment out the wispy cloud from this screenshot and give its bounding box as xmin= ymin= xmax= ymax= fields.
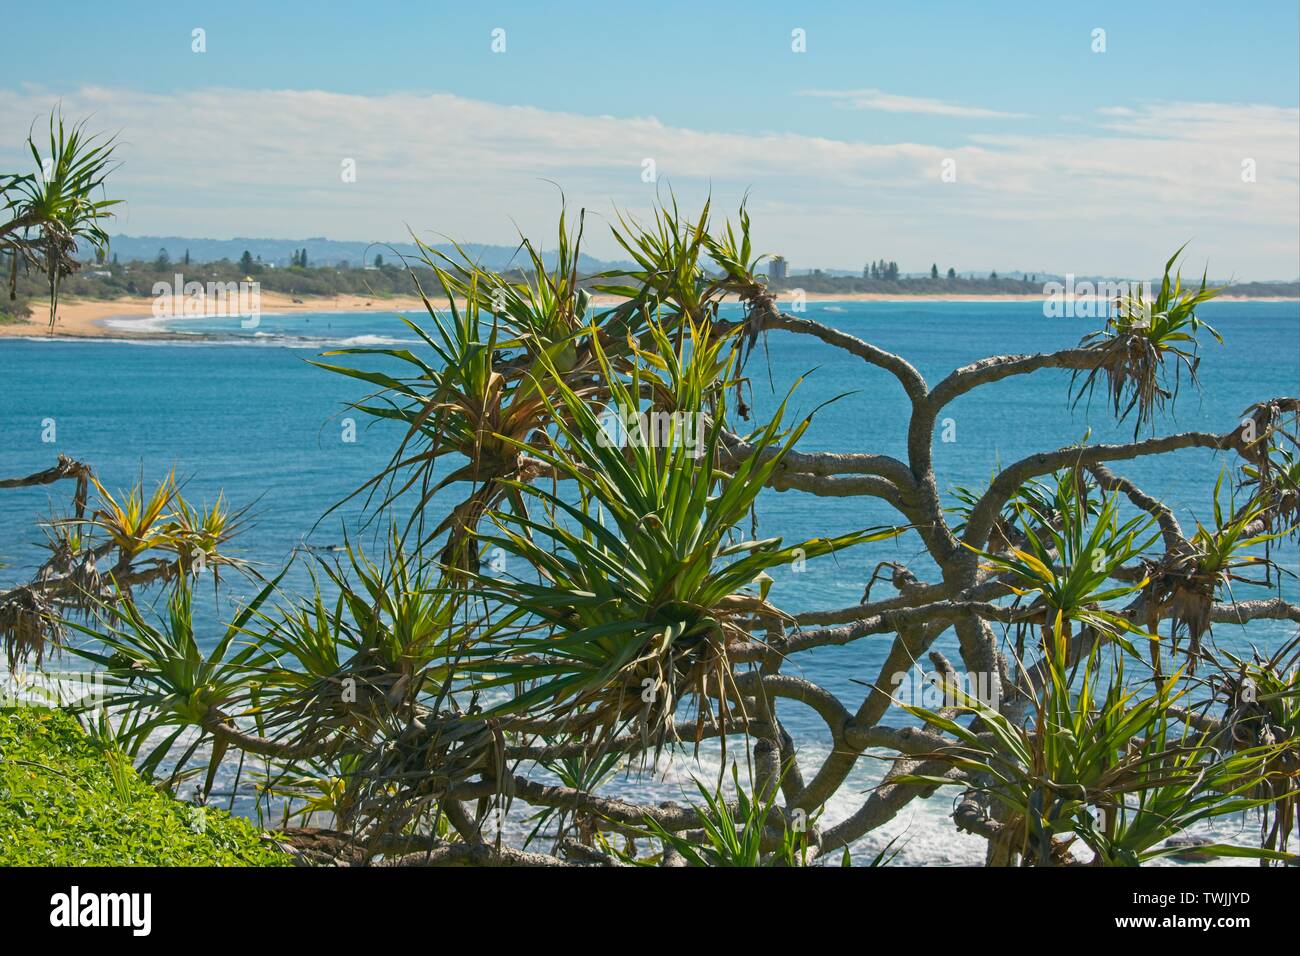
xmin=798 ymin=88 xmax=1030 ymax=119
xmin=0 ymin=86 xmax=1294 ymax=277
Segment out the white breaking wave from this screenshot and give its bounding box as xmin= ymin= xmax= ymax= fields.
xmin=334 ymin=334 xmax=417 ymax=346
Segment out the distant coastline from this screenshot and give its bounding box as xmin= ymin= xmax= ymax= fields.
xmin=5 ymin=254 xmax=1295 ymax=340
xmin=1 ymin=289 xmax=1296 ymax=340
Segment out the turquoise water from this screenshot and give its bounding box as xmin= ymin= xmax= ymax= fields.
xmin=2 ymin=299 xmax=1297 ymax=862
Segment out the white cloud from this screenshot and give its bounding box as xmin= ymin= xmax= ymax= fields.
xmin=0 ymin=86 xmax=1294 ymax=278
xmin=797 ymin=88 xmax=1030 ymax=119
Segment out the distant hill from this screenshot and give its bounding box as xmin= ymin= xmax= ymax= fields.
xmin=88 ymin=235 xmax=632 ymax=273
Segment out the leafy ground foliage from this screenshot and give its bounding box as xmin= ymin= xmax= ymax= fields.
xmin=0 ymin=707 xmax=288 ymax=866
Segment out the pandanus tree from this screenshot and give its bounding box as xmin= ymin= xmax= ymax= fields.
xmin=5 ymin=197 xmax=1300 ymax=867
xmin=1 ymin=110 xmax=119 ymax=327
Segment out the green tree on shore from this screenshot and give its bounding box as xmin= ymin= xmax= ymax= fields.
xmin=0 ymin=110 xmax=119 ymax=327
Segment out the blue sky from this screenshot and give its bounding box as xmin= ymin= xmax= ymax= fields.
xmin=3 ymin=1 xmax=1298 ymax=276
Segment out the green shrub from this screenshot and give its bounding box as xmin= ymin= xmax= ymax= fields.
xmin=0 ymin=707 xmax=288 ymax=866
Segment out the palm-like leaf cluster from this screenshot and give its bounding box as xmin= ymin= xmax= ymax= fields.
xmin=68 ymin=576 xmax=278 ymax=783
xmin=0 ymin=469 xmax=245 ymax=663
xmin=460 ymin=321 xmax=899 ymax=744
xmin=966 ymin=470 xmax=1158 ymax=660
xmin=1204 ymin=636 xmax=1300 ymax=857
xmin=640 ymin=763 xmax=808 ymax=867
xmin=1071 ymin=246 xmax=1223 ymax=436
xmin=69 ymin=536 xmax=500 ymax=841
xmin=1239 ymin=426 xmax=1300 ymax=539
xmin=1143 ymin=474 xmax=1289 ymax=671
xmin=1 ymin=110 xmax=120 ymax=327
xmin=899 ymin=644 xmax=1294 ymax=866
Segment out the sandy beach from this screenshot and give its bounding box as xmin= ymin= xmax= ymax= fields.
xmin=0 ymin=292 xmax=434 ymax=339
xmin=1 ymin=290 xmax=1293 ymax=340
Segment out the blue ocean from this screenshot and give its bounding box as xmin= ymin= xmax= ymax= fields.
xmin=2 ymin=298 xmax=1297 ymax=863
